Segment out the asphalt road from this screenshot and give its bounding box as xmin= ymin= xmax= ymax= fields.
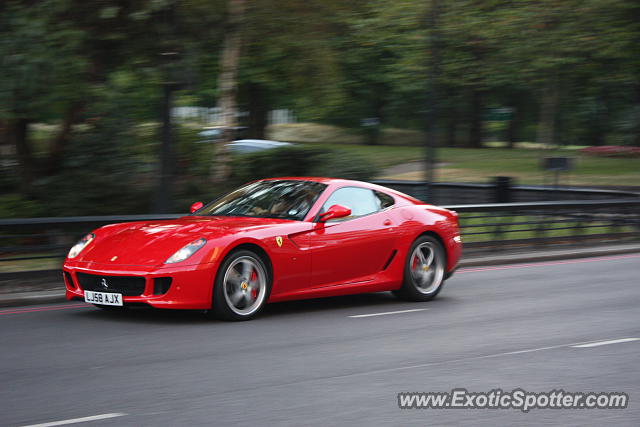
xmin=2 ymin=254 xmax=639 ymax=426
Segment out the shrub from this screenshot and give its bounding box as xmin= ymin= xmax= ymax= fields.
xmin=230 ymin=145 xmax=375 ymax=185
xmin=309 ymin=151 xmax=376 ymax=181
xmin=32 ymin=110 xmax=150 ymax=216
xmin=0 ymin=194 xmax=46 ymax=218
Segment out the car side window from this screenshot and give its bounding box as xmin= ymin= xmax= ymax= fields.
xmin=320 ymin=187 xmax=380 ymax=221
xmin=375 ymin=191 xmax=395 ymax=209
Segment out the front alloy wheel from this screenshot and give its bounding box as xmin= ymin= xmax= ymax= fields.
xmin=211 ymin=250 xmax=271 ymax=320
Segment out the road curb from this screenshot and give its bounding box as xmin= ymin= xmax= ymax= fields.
xmin=0 ymin=291 xmax=67 ymax=308
xmin=458 ymin=244 xmax=640 ymax=268
xmin=2 ymin=244 xmax=639 ymax=308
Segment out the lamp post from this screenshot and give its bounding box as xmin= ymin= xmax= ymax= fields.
xmin=153 ymin=51 xmax=180 ymax=213
xmin=424 ymin=0 xmax=441 ymax=203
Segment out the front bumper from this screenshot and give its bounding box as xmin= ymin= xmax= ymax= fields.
xmin=63 ymin=260 xmax=218 ymax=310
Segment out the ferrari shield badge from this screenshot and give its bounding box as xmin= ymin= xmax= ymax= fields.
xmin=276 ymin=236 xmax=283 ymax=247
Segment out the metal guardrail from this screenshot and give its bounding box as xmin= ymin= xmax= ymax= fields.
xmin=448 ymin=199 xmax=640 ymax=249
xmin=371 ymin=180 xmax=640 ymax=204
xmin=1 ymin=198 xmax=639 ymax=265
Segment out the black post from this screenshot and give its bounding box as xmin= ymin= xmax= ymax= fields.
xmin=424 ymin=0 xmax=441 ymax=203
xmin=152 ymin=3 xmax=179 ymax=213
xmin=493 ymin=176 xmax=513 ymax=203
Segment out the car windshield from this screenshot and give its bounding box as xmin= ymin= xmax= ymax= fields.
xmin=195 ymin=180 xmax=327 ymax=221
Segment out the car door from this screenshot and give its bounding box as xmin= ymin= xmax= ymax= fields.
xmin=297 ymin=186 xmax=398 ymax=288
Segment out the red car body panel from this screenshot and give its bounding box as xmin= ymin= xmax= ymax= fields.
xmin=63 ymin=178 xmax=462 ymax=309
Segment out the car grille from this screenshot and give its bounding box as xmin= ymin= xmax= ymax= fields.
xmin=76 ymin=273 xmax=146 ymax=296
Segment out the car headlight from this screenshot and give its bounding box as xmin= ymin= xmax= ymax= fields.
xmin=68 ymin=233 xmax=95 ymax=259
xmin=165 ymin=238 xmax=207 ymax=264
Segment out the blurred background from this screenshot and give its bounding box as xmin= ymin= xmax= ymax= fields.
xmin=1 ymin=0 xmax=639 ymax=218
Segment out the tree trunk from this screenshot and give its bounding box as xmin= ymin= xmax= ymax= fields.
xmin=153 ymin=83 xmax=176 ymax=213
xmin=212 ymin=0 xmax=246 ymax=183
xmin=12 ymin=118 xmax=35 ymax=194
xmin=506 ymin=105 xmax=520 ymax=149
xmin=247 ymin=82 xmax=267 ymax=139
xmin=587 ymin=100 xmax=607 ymax=146
xmin=0 ymin=120 xmax=6 ymax=147
xmin=363 ymin=95 xmax=386 ymax=146
xmin=424 ymin=0 xmax=441 ymax=201
xmin=45 ymin=101 xmax=85 ymax=175
xmin=446 ymin=109 xmax=457 ymax=147
xmin=536 ymin=84 xmax=559 ymax=148
xmin=467 ymin=90 xmax=483 ymax=148
xmin=633 ymin=84 xmax=640 ymax=147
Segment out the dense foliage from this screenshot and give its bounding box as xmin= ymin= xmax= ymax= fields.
xmin=231 ymin=146 xmax=375 ymax=183
xmin=0 ymin=0 xmax=638 ymax=216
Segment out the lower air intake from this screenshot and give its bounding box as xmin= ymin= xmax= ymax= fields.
xmin=153 ymin=277 xmax=173 ymax=295
xmin=76 ymin=273 xmax=145 ymax=296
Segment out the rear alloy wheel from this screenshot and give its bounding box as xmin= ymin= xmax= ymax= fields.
xmin=393 ymin=235 xmax=446 ymax=301
xmin=211 ymin=250 xmax=271 ymax=321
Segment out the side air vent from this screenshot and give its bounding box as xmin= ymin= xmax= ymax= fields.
xmin=382 ymin=250 xmax=397 ymax=271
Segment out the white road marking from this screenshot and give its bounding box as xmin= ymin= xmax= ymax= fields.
xmin=571 ymin=338 xmax=639 ymax=348
xmin=20 ymin=413 xmax=127 ymax=427
xmin=192 ymin=336 xmax=640 ymax=394
xmin=349 ymin=308 xmax=427 ymax=318
xmin=294 ymin=337 xmax=640 ymax=382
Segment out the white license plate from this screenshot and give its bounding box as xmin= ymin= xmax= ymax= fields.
xmin=84 ymin=290 xmax=123 ymax=306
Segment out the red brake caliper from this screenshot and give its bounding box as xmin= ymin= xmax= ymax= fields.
xmin=250 ymin=270 xmax=258 ymax=298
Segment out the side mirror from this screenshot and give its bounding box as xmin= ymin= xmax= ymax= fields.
xmin=319 ymin=204 xmax=351 ymax=222
xmin=190 ymin=201 xmax=204 ymax=214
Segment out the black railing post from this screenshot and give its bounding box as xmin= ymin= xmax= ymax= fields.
xmin=493 ymin=176 xmax=513 ymax=203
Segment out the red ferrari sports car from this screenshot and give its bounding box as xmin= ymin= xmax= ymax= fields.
xmin=63 ymin=178 xmax=462 ymax=320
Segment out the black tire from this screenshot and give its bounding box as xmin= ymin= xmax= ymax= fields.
xmin=393 ymin=235 xmax=446 ymax=302
xmin=210 ymin=249 xmax=272 ymax=321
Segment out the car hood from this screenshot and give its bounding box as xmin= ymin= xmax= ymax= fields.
xmin=77 ymin=216 xmax=292 ymax=266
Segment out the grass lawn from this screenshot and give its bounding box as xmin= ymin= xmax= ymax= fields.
xmin=305 ymin=142 xmax=640 ymax=187
xmin=0 ymin=256 xmax=62 ymax=273
xmin=307 ymin=143 xmax=424 ymax=170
